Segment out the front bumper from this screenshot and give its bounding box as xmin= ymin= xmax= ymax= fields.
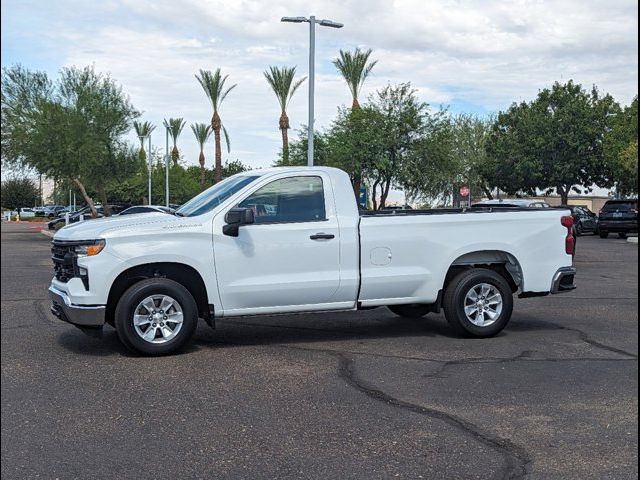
xmin=48 ymin=285 xmax=106 ymax=327
xmin=550 ymin=267 xmax=577 ymax=294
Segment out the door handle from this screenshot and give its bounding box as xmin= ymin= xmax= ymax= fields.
xmin=310 ymin=233 xmax=335 ymax=240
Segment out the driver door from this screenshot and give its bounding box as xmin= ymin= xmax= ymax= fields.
xmin=212 ymin=174 xmax=342 ymax=315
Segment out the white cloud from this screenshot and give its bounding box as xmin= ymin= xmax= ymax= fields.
xmin=2 ymin=0 xmax=637 ymax=170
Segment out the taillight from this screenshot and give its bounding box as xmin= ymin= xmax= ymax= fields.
xmin=561 ymin=215 xmax=575 ymax=255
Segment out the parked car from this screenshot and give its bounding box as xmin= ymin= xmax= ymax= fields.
xmin=472 ymin=199 xmax=551 ymax=208
xmin=48 ymin=204 xmax=130 ymax=230
xmin=18 ymin=207 xmax=36 ymax=218
xmin=559 ymin=205 xmax=599 ymax=236
xmin=598 ymin=199 xmax=638 ymax=238
xmin=382 ymin=205 xmax=414 ymax=211
xmin=48 ymin=167 xmax=577 ymax=355
xmin=118 ymin=205 xmax=175 ymax=216
xmin=35 ymin=205 xmax=67 ymax=218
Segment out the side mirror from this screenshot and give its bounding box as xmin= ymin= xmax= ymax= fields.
xmin=223 ymin=207 xmax=255 ymax=237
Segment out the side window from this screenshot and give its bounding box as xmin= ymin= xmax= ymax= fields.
xmin=238 ymin=176 xmax=326 ymax=224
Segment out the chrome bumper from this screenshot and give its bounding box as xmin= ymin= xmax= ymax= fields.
xmin=550 ymin=267 xmax=577 ymax=294
xmin=48 ymin=285 xmax=105 ymax=327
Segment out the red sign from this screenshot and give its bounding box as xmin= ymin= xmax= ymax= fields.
xmin=460 ymin=186 xmax=470 ymax=197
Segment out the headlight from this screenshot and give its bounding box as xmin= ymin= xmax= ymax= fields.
xmin=74 ymin=240 xmax=106 ymax=257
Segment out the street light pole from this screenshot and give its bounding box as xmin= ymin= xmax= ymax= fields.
xmin=165 ymin=125 xmax=170 ymax=207
xmin=281 ymin=15 xmax=343 ymax=167
xmin=148 ymin=135 xmax=152 ymax=205
xmin=308 ymin=16 xmax=316 ymax=167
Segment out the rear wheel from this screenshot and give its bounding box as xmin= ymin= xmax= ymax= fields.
xmin=443 ymin=268 xmax=513 ymax=338
xmin=114 ymin=278 xmax=198 ymax=356
xmin=388 ymin=304 xmax=432 ymax=318
xmin=599 ymin=230 xmax=609 ymax=239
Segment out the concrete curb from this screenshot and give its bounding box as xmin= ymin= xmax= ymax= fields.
xmin=627 ymin=236 xmax=638 ymax=244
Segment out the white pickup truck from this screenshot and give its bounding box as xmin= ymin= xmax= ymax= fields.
xmin=49 ymin=167 xmax=577 ymax=355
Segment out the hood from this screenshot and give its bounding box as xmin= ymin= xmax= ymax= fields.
xmin=53 ymin=212 xmax=185 ymax=241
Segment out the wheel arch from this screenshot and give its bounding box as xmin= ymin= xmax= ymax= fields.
xmin=444 ymin=250 xmax=523 ymax=293
xmin=106 ymin=262 xmax=211 ymax=326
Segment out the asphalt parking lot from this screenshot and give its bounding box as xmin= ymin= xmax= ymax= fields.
xmin=1 ymin=222 xmax=637 ymax=480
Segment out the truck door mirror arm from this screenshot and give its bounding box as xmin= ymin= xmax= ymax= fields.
xmin=223 ymin=208 xmax=255 ymax=237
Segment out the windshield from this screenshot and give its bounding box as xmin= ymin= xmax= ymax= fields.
xmin=176 ymin=175 xmax=260 ymax=217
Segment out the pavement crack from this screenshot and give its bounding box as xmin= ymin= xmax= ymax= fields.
xmin=533 ymin=320 xmax=637 ymax=358
xmin=334 ymin=352 xmax=531 ymax=480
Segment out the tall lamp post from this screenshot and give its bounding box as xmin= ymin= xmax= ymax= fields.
xmin=281 ymin=15 xmax=343 ymax=167
xmin=165 ymin=124 xmax=170 ymax=207
xmin=138 ymin=134 xmax=152 ymax=205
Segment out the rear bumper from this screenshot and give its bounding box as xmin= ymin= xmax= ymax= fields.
xmin=550 ymin=267 xmax=577 ymax=294
xmin=48 ymin=285 xmax=105 ymax=327
xmin=598 ymin=220 xmax=638 ymax=232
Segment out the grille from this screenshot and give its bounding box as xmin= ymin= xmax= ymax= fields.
xmin=51 ymin=241 xmax=77 ymax=283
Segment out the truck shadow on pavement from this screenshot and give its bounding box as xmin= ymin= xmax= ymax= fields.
xmin=53 ymin=307 xmax=612 ymax=358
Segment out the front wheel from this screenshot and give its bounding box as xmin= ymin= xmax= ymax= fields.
xmin=443 ymin=268 xmax=514 ymax=338
xmin=114 ymin=278 xmax=199 ymax=355
xmin=599 ymin=230 xmax=609 ymax=239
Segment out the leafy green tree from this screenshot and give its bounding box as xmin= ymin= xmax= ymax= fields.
xmin=274 ymin=128 xmax=331 ymax=167
xmin=264 ymin=66 xmax=306 ymax=166
xmin=333 ymin=48 xmax=377 ymax=110
xmin=222 ymin=159 xmax=250 ymax=178
xmin=370 ymin=83 xmax=429 ymax=209
xmin=163 ymin=118 xmax=186 ymax=166
xmin=1 ymin=65 xmax=140 ymax=216
xmin=604 ymin=96 xmax=638 ymax=196
xmin=486 ymin=80 xmax=619 ymax=204
xmin=446 ymin=114 xmax=496 ymax=204
xmin=186 ymin=159 xmax=250 ymax=187
xmin=327 ymin=106 xmax=386 ymax=203
xmin=1 ymin=177 xmax=39 ymax=210
xmin=190 ymin=122 xmax=212 ymax=189
xmin=400 ymin=113 xmax=455 ymax=206
xmin=195 ymin=69 xmax=236 ymax=182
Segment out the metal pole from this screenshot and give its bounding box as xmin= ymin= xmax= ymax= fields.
xmin=69 ymin=189 xmax=72 ymax=209
xmin=307 ymin=16 xmax=316 ymax=167
xmin=165 ymin=127 xmax=170 ymax=207
xmin=148 ymin=135 xmax=152 ymax=205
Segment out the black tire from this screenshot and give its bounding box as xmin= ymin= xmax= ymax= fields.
xmin=599 ymin=230 xmax=609 ymax=239
xmin=618 ymin=232 xmax=628 ymax=239
xmin=575 ymin=223 xmax=583 ymax=236
xmin=388 ymin=304 xmax=432 ymax=318
xmin=114 ymin=278 xmax=198 ymax=356
xmin=443 ymin=268 xmax=514 ymax=338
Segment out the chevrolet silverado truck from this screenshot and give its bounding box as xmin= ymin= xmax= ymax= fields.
xmin=49 ymin=167 xmax=577 ymax=355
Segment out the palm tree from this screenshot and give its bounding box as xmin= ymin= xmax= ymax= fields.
xmin=195 ymin=69 xmax=236 ymax=182
xmin=333 ymin=48 xmax=377 ymax=110
xmin=264 ymin=66 xmax=306 ymax=166
xmin=133 ymin=120 xmax=155 ymax=161
xmin=163 ymin=118 xmax=186 ymax=166
xmin=191 ymin=122 xmax=212 ymax=189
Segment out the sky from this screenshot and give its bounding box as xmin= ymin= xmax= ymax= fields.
xmin=2 ymin=0 xmax=638 ymax=177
